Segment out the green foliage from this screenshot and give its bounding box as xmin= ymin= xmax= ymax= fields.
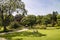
xmin=36 ymin=15 xmax=42 ymax=24
xmin=15 ymin=14 xmax=23 ymax=22
xmin=57 ymin=19 xmax=60 ymax=26
xmin=51 ymin=11 xmax=58 ymax=27
xmin=10 ymin=22 xmax=22 ymax=29
xmin=57 ymin=14 xmax=60 ymax=19
xmin=41 ymin=15 xmax=52 ymax=27
xmin=54 ymin=24 xmax=58 ymax=27
xmin=40 ymin=25 xmax=46 ymax=29
xmin=21 ymin=15 xmax=36 ymax=27
xmin=33 ymin=24 xmax=46 ymax=29
xmin=47 ymin=24 xmax=52 ymax=27
xmin=57 ymin=14 xmax=60 ymax=26
xmin=0 ymin=0 xmax=27 ymax=32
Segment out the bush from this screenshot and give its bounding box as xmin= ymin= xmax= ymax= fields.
xmin=57 ymin=19 xmax=60 ymax=26
xmin=54 ymin=24 xmax=58 ymax=27
xmin=32 ymin=25 xmax=46 ymax=29
xmin=40 ymin=25 xmax=46 ymax=29
xmin=47 ymin=24 xmax=52 ymax=27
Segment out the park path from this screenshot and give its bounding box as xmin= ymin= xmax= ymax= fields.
xmin=0 ymin=38 xmax=7 ymax=40
xmin=0 ymin=28 xmax=28 ymax=40
xmin=0 ymin=28 xmax=28 ymax=35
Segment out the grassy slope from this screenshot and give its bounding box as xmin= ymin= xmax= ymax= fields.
xmin=0 ymin=29 xmax=60 ymax=40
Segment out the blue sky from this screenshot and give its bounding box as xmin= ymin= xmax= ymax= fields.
xmin=22 ymin=0 xmax=60 ymax=15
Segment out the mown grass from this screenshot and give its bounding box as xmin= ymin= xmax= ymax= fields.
xmin=0 ymin=29 xmax=60 ymax=40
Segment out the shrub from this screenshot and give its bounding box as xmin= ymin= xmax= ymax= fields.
xmin=54 ymin=24 xmax=58 ymax=27
xmin=40 ymin=25 xmax=46 ymax=29
xmin=47 ymin=24 xmax=52 ymax=27
xmin=57 ymin=19 xmax=60 ymax=26
xmin=32 ymin=25 xmax=47 ymax=29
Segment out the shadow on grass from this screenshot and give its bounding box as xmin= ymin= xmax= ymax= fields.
xmin=13 ymin=38 xmax=23 ymax=40
xmin=0 ymin=31 xmax=46 ymax=40
xmin=19 ymin=31 xmax=46 ymax=37
xmin=0 ymin=30 xmax=13 ymax=33
xmin=0 ymin=31 xmax=46 ymax=37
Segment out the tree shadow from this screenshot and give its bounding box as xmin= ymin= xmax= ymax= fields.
xmin=0 ymin=31 xmax=46 ymax=40
xmin=0 ymin=31 xmax=46 ymax=37
xmin=19 ymin=31 xmax=46 ymax=37
xmin=13 ymin=38 xmax=23 ymax=40
xmin=0 ymin=30 xmax=13 ymax=33
xmin=11 ymin=31 xmax=46 ymax=40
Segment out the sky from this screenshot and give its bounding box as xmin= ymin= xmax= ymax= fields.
xmin=22 ymin=0 xmax=60 ymax=15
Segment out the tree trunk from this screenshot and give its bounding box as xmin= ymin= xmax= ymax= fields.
xmin=1 ymin=11 xmax=7 ymax=32
xmin=3 ymin=26 xmax=7 ymax=32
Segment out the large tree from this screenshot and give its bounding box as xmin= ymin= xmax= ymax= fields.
xmin=52 ymin=11 xmax=58 ymax=27
xmin=0 ymin=0 xmax=27 ymax=32
xmin=36 ymin=15 xmax=43 ymax=25
xmin=21 ymin=15 xmax=36 ymax=28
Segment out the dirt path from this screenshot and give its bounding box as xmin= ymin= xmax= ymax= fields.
xmin=0 ymin=28 xmax=28 ymax=40
xmin=0 ymin=38 xmax=7 ymax=40
xmin=0 ymin=28 xmax=28 ymax=35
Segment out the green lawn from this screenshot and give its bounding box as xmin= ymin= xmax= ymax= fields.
xmin=0 ymin=29 xmax=60 ymax=40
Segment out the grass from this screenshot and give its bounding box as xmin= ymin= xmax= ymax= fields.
xmin=38 ymin=29 xmax=60 ymax=40
xmin=0 ymin=29 xmax=60 ymax=40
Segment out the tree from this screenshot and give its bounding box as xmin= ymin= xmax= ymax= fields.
xmin=52 ymin=11 xmax=58 ymax=27
xmin=0 ymin=0 xmax=26 ymax=32
xmin=36 ymin=15 xmax=42 ymax=24
xmin=21 ymin=15 xmax=36 ymax=28
xmin=14 ymin=14 xmax=23 ymax=22
xmin=46 ymin=14 xmax=52 ymax=24
xmin=41 ymin=14 xmax=52 ymax=27
xmin=41 ymin=16 xmax=48 ymax=27
xmin=57 ymin=14 xmax=60 ymax=26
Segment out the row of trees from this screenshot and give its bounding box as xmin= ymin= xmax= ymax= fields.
xmin=9 ymin=11 xmax=60 ymax=29
xmin=19 ymin=11 xmax=59 ymax=28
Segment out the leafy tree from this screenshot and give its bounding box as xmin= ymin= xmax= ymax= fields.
xmin=52 ymin=11 xmax=58 ymax=27
xmin=14 ymin=14 xmax=23 ymax=22
xmin=36 ymin=15 xmax=43 ymax=24
xmin=46 ymin=14 xmax=52 ymax=24
xmin=21 ymin=15 xmax=36 ymax=28
xmin=10 ymin=21 xmax=21 ymax=29
xmin=41 ymin=14 xmax=52 ymax=27
xmin=57 ymin=14 xmax=60 ymax=26
xmin=41 ymin=16 xmax=48 ymax=27
xmin=0 ymin=0 xmax=26 ymax=32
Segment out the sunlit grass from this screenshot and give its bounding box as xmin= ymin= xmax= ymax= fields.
xmin=0 ymin=29 xmax=60 ymax=40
